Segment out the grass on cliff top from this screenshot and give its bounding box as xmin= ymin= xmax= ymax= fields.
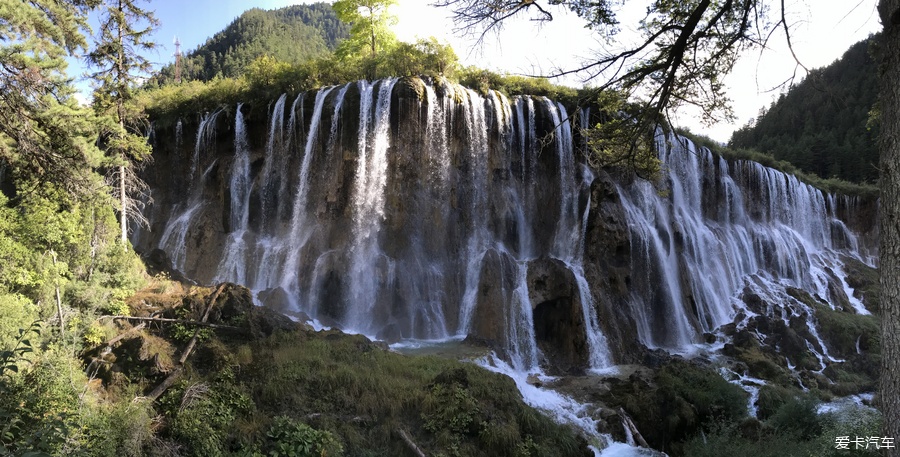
xmin=136 ymin=53 xmax=582 ymax=131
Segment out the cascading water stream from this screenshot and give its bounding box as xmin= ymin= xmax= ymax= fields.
xmin=214 ymin=103 xmax=251 ymax=284
xmin=545 ymin=100 xmax=613 ymax=369
xmin=175 ymin=118 xmax=183 ymax=154
xmin=346 ymin=78 xmax=406 ymax=334
xmin=189 ymin=109 xmax=222 ymax=182
xmin=276 ymin=85 xmax=341 ymax=298
xmin=259 ymin=94 xmax=288 ymax=230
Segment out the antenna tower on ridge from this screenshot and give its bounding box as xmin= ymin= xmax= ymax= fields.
xmin=174 ymin=36 xmax=183 ymax=84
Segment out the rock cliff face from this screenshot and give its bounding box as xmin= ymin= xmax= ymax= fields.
xmin=137 ymin=76 xmax=877 ymax=376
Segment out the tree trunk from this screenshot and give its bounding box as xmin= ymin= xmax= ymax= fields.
xmin=120 ymin=162 xmax=127 ymax=244
xmin=117 ymin=0 xmax=128 ymax=245
xmin=879 ymin=0 xmax=900 ymax=454
xmin=369 ymin=5 xmax=377 ymax=59
xmin=50 ymin=249 xmax=63 ymax=338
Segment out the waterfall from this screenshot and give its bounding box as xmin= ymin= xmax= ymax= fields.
xmin=159 ymin=107 xmax=223 ymax=274
xmin=189 ymin=109 xmax=222 ymax=182
xmin=259 ymin=94 xmax=288 ymax=229
xmin=146 ymin=78 xmax=871 ymax=375
xmin=215 ymin=104 xmax=251 ymax=284
xmin=617 ymin=131 xmax=870 ymax=355
xmin=175 ymin=118 xmax=183 ymax=155
xmin=347 ymin=78 xmax=404 ymax=333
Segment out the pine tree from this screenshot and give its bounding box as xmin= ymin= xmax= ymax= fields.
xmin=87 ymin=0 xmax=159 ymax=244
xmin=0 ymin=0 xmax=104 ymax=196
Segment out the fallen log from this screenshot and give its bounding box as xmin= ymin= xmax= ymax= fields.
xmin=100 ymin=315 xmax=244 ymax=331
xmin=618 ymin=407 xmax=650 ymax=448
xmin=396 ymin=428 xmax=426 ymax=457
xmin=101 ymin=322 xmax=146 ymax=348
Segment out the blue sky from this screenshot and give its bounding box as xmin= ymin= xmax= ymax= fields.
xmin=69 ymin=0 xmax=881 ymax=141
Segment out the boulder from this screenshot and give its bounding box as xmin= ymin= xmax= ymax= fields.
xmin=468 ymin=248 xmax=517 ymax=352
xmin=527 ymin=257 xmax=589 ymax=374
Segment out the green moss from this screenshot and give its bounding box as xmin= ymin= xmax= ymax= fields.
xmin=822 ymin=363 xmax=877 ymax=396
xmin=605 ymin=359 xmax=747 ymax=455
xmin=844 ymin=258 xmax=880 ymax=314
xmin=813 ymin=303 xmax=879 ymax=358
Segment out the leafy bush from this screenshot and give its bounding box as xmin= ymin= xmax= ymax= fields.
xmin=656 ymin=361 xmax=748 ymax=426
xmin=610 ymin=359 xmax=748 ymax=454
xmin=756 ymin=385 xmax=798 ymax=421
xmin=79 ymin=394 xmax=156 ymax=457
xmin=165 ymin=376 xmax=254 ymax=457
xmin=266 ymin=416 xmax=343 ymax=457
xmin=682 ymin=400 xmax=882 ymax=457
xmin=0 ymin=349 xmax=85 ymax=455
xmin=767 ymin=394 xmax=823 ymax=439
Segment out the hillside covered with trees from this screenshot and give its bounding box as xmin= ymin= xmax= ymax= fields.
xmin=147 ymin=3 xmax=349 ymax=85
xmin=729 ymin=37 xmax=878 ymax=184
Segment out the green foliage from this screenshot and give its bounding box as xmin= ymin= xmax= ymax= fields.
xmin=729 ymin=37 xmax=879 ymax=184
xmin=87 ymin=0 xmax=158 ymax=244
xmin=165 ymin=377 xmax=254 ymax=457
xmin=423 ymin=379 xmax=480 ymax=436
xmin=245 ymin=55 xmax=295 ymax=89
xmin=457 ymin=67 xmax=578 ymax=102
xmin=333 ymin=0 xmax=398 ymax=62
xmin=0 ymin=0 xmax=105 ymax=194
xmin=0 ymin=349 xmax=84 ymax=455
xmin=657 ymin=361 xmax=748 ymax=425
xmin=82 ymin=323 xmax=106 ymax=347
xmin=383 ymin=38 xmax=459 ymax=78
xmin=767 ymin=394 xmax=823 ymax=439
xmin=139 ymin=41 xmax=463 ymax=126
xmin=0 ymin=322 xmax=41 ymax=377
xmin=681 ymin=421 xmax=821 ymax=457
xmin=756 ymin=385 xmax=799 ymax=421
xmin=813 ymin=302 xmax=880 ymax=358
xmin=168 ymin=306 xmax=212 ymax=343
xmin=609 ymin=359 xmax=748 ymax=454
xmin=78 ymin=394 xmax=156 ymax=457
xmin=582 ymin=91 xmax=661 ymax=178
xmin=266 ymin=416 xmax=343 ymax=457
xmin=682 ymin=401 xmax=882 ymax=457
xmin=247 ymin=331 xmax=587 ymax=457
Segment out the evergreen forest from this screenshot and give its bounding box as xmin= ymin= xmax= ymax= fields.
xmin=729 ymin=37 xmax=879 ymax=184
